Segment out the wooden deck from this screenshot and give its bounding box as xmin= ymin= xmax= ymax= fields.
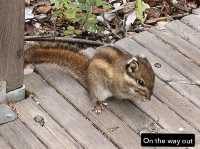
xmin=1 ymin=9 xmax=200 ymax=149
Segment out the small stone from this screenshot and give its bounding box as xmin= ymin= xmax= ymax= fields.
xmin=103 ymin=30 xmax=110 ymax=35
xmin=171 ymin=0 xmax=178 ymax=5
xmin=97 ymin=16 xmax=104 ymax=23
xmin=113 ymin=3 xmax=121 ymax=9
xmin=34 ymin=22 xmax=41 ymax=28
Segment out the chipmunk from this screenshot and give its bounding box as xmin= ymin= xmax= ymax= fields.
xmin=24 ymin=44 xmax=155 ymax=113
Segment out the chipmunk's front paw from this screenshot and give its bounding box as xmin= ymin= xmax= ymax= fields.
xmin=93 ymin=101 xmax=108 ymax=114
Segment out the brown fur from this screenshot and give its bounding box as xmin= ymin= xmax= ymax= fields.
xmin=24 ymin=45 xmax=155 ymax=103
xmin=24 ymin=46 xmax=89 ymax=86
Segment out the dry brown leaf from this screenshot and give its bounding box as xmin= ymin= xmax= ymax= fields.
xmin=32 ymin=3 xmax=52 ymax=15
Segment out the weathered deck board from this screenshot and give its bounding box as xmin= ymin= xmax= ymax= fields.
xmin=33 ymin=65 xmax=148 ymax=149
xmin=154 ymin=78 xmax=200 ymax=131
xmin=192 ymin=8 xmax=200 ymax=15
xmin=34 ymin=64 xmax=186 ymax=149
xmin=107 ymin=99 xmax=164 ymax=134
xmin=149 ymin=26 xmax=200 ymax=66
xmin=24 ymin=73 xmax=117 ymax=149
xmin=0 ymin=136 xmax=12 ymax=149
xmin=15 ymin=98 xmax=82 ymax=149
xmin=166 ymin=20 xmax=200 ymax=49
xmin=130 ymin=32 xmax=200 ymax=130
xmin=0 ymin=120 xmax=46 ymax=149
xmin=115 ymin=39 xmax=199 ymax=133
xmin=34 ymin=63 xmax=199 ymax=147
xmin=129 ymin=31 xmax=200 ymax=121
xmin=182 ymin=14 xmax=200 ymax=32
xmin=34 ymin=64 xmax=170 ymax=135
xmin=132 ymin=31 xmax=200 ymax=84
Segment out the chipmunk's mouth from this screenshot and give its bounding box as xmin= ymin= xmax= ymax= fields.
xmin=130 ymin=94 xmax=150 ymax=102
xmin=143 ymin=98 xmax=151 ymax=102
xmin=134 ymin=89 xmax=151 ymax=101
xmin=123 ymin=88 xmax=151 ymax=102
xmin=136 ymin=92 xmax=151 ymax=102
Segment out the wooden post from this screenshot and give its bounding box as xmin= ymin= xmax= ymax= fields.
xmin=0 ymin=0 xmax=24 ymax=92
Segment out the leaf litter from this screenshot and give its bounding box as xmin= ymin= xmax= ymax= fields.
xmin=25 ymin=0 xmax=199 ymax=44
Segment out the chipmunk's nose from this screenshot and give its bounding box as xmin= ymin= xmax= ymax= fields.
xmin=145 ymin=91 xmax=151 ymax=100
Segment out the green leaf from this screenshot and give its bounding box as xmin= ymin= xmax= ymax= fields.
xmin=64 ymin=26 xmax=75 ymax=36
xmin=74 ymin=29 xmax=82 ymax=35
xmin=67 ymin=26 xmax=75 ymax=31
xmin=63 ymin=5 xmax=79 ymax=20
xmin=50 ymin=0 xmax=69 ymax=8
xmin=52 ymin=0 xmax=110 ymax=34
xmin=83 ymin=14 xmax=98 ymax=32
xmin=135 ymin=0 xmax=149 ymax=23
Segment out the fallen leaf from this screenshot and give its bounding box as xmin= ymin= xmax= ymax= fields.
xmin=92 ymin=6 xmax=108 ymax=14
xmin=25 ymin=6 xmax=34 ymax=20
xmin=33 ymin=3 xmax=52 ymax=15
xmin=125 ymin=11 xmax=137 ymax=31
xmin=146 ymin=8 xmax=160 ymax=20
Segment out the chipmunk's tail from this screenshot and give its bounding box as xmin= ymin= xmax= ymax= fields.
xmin=24 ymin=45 xmax=89 ymax=87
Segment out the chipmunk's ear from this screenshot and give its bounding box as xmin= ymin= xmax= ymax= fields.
xmin=126 ymin=57 xmax=139 ymax=74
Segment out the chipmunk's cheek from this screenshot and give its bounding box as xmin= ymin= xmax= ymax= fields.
xmin=128 ymin=88 xmax=151 ymax=102
xmin=128 ymin=88 xmax=142 ymax=101
xmin=137 ymin=95 xmax=147 ymax=101
xmin=128 ymin=88 xmax=136 ymax=96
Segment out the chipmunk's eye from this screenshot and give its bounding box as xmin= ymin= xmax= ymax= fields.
xmin=137 ymin=79 xmax=145 ymax=86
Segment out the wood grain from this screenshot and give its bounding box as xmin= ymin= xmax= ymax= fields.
xmin=116 ymin=38 xmax=200 ymax=110
xmin=16 ymin=98 xmax=82 ymax=149
xmin=34 ymin=66 xmax=165 ymax=135
xmin=0 ymin=0 xmax=24 ymax=91
xmin=150 ymin=26 xmax=200 ymax=66
xmin=132 ymin=31 xmax=200 ymax=83
xmin=182 ymin=14 xmax=200 ymax=32
xmin=0 ymin=136 xmax=12 ymax=149
xmin=154 ymin=78 xmax=200 ymax=131
xmin=0 ymin=120 xmax=46 ymax=149
xmin=130 ymin=34 xmax=200 ymax=130
xmin=32 ymin=65 xmax=148 ymax=149
xmin=107 ymin=99 xmax=164 ymax=134
xmin=24 ymin=72 xmax=117 ymax=149
xmin=115 ymin=39 xmax=198 ymax=133
xmin=166 ymin=20 xmax=200 ymax=49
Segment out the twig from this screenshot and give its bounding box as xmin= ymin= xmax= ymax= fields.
xmin=145 ymin=13 xmax=189 ymax=24
xmin=24 ymin=36 xmax=104 ymax=46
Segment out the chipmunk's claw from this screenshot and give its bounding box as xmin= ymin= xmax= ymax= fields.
xmin=93 ymin=101 xmax=108 ymax=114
